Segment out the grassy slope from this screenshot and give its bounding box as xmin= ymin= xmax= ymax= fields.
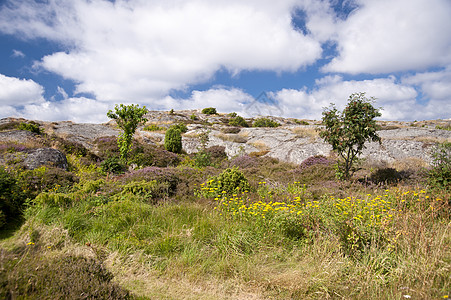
xmin=0 ymin=129 xmax=450 ymax=299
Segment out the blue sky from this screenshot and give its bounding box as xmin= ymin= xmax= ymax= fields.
xmin=0 ymin=0 xmax=450 ymax=123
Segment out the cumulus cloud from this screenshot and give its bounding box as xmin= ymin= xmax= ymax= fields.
xmin=0 ymin=74 xmax=45 ymax=106
xmin=158 ymin=87 xmax=253 ymax=114
xmin=271 ymin=75 xmax=447 ymax=121
xmin=323 ymin=0 xmax=451 ymax=74
xmin=20 ymin=97 xmax=111 ymax=123
xmin=0 ymin=0 xmax=322 ymax=101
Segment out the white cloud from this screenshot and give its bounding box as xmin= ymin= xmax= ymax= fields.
xmin=323 ymin=0 xmax=451 ymax=74
xmin=159 ymin=87 xmax=253 ymax=115
xmin=21 ymin=97 xmax=111 ymax=123
xmin=272 ymin=75 xmax=447 ymax=121
xmin=12 ymin=49 xmax=25 ymax=58
xmin=0 ymin=0 xmax=322 ymax=102
xmin=0 ymin=74 xmax=45 ymax=105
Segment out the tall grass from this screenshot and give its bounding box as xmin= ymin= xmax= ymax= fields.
xmin=1 ymin=150 xmax=449 ymax=299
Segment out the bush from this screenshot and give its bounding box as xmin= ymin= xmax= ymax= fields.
xmin=17 ymin=166 xmax=77 ymax=198
xmin=33 ymin=192 xmax=73 ymax=208
xmin=143 ymin=124 xmax=164 ymax=131
xmin=201 ymin=107 xmax=217 ymax=115
xmin=228 ymin=112 xmax=237 ymax=118
xmin=171 ymin=123 xmax=188 ymax=133
xmin=164 ymin=127 xmax=182 ymax=153
xmin=190 ymin=114 xmax=198 ymax=121
xmin=428 ymin=142 xmax=451 ymax=189
xmin=18 ymin=122 xmax=42 ymax=134
xmin=120 ymin=167 xmax=180 ymax=196
xmin=229 ymin=116 xmax=249 ymax=127
xmin=101 ymin=156 xmax=125 ymax=174
xmin=0 ymin=167 xmax=24 ymax=228
xmin=197 ymin=167 xmax=250 ymax=198
xmin=369 ymin=168 xmax=402 ymax=185
xmin=252 ymin=118 xmax=280 ymax=128
xmin=107 ymin=104 xmax=148 ymax=162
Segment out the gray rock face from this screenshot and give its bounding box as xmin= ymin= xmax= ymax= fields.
xmin=23 ymin=148 xmax=68 ymax=170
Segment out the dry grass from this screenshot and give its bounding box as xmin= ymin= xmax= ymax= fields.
xmin=290 ymin=127 xmax=320 ymax=142
xmin=215 ymin=133 xmax=248 ymax=143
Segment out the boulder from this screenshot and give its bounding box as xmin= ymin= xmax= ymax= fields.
xmin=23 ymin=148 xmax=68 ymax=170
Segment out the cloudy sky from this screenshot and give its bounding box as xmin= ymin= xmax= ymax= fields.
xmin=0 ymin=0 xmax=450 ymax=123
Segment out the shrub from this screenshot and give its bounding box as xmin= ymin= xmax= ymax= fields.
xmin=428 ymin=142 xmax=451 ymax=189
xmin=0 ymin=166 xmax=24 ymax=228
xmin=17 ymin=166 xmax=77 ymax=198
xmin=115 ymin=180 xmax=170 ymax=202
xmin=18 ymin=122 xmax=42 ymax=134
xmin=120 ymin=167 xmax=180 ymax=196
xmin=94 ymin=136 xmax=120 ymax=158
xmin=201 ymin=107 xmax=217 ymax=115
xmin=369 ymin=168 xmax=402 ymax=185
xmin=229 ymin=116 xmax=249 ymax=127
xmin=297 ymin=155 xmax=331 ymax=171
xmin=252 ymin=118 xmax=280 ymax=128
xmin=171 ymin=123 xmax=188 ymax=133
xmin=33 ymin=192 xmax=73 ymax=208
xmin=53 ymin=136 xmax=89 ymax=157
xmin=190 ymin=114 xmax=198 ymax=121
xmin=229 ymin=155 xmax=258 ymax=169
xmin=143 ymin=124 xmax=164 ymax=131
xmin=101 ymin=156 xmax=125 ymax=174
xmin=320 ymin=92 xmax=382 ymax=180
xmin=164 ymin=127 xmax=182 ymax=153
xmin=0 ymin=121 xmax=21 ymax=131
xmin=197 ymin=167 xmax=250 ymax=198
xmin=107 ymin=104 xmax=148 ymax=162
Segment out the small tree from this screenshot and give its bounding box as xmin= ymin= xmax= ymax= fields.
xmin=107 ymin=104 xmax=148 ymax=162
xmin=320 ymin=93 xmax=382 ymax=180
xmin=164 ymin=127 xmax=182 ymax=153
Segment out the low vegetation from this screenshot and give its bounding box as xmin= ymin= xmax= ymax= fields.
xmin=253 ymin=118 xmax=280 ymax=128
xmin=0 ymin=108 xmax=450 ymax=299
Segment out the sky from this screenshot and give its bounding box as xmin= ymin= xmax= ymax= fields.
xmin=0 ymin=0 xmax=450 ymax=123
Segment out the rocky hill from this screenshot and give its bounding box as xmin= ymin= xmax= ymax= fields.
xmin=1 ymin=111 xmax=450 ymax=168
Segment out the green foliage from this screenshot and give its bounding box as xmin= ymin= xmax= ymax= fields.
xmin=228 ymin=112 xmax=238 ymax=118
xmin=171 ymin=123 xmax=188 ymax=133
xmin=0 ymin=166 xmax=24 ymax=228
xmin=201 ymin=107 xmax=217 ymax=115
xmin=143 ymin=124 xmax=164 ymax=131
xmin=428 ymin=142 xmax=451 ymax=189
xmin=190 ymin=114 xmax=198 ymax=120
xmin=107 ymin=104 xmax=148 ymax=162
xmin=17 ymin=166 xmax=77 ymax=198
xmin=33 ymin=192 xmax=73 ymax=208
xmin=169 ymin=108 xmax=174 ymax=114
xmin=197 ymin=167 xmax=250 ymax=198
xmin=164 ymin=127 xmax=182 ymax=153
xmin=115 ymin=180 xmax=170 ymax=202
xmin=101 ymin=156 xmax=125 ymax=174
xmin=435 ymin=124 xmax=451 ymax=131
xmin=18 ymin=122 xmax=42 ymax=134
xmin=320 ymin=92 xmax=382 ymax=180
xmin=295 ymin=120 xmax=309 ymax=125
xmin=229 ymin=116 xmax=249 ymax=127
xmin=252 ymin=118 xmax=280 ymax=128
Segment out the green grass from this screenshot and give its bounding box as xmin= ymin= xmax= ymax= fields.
xmin=1 ymin=145 xmax=450 ymax=299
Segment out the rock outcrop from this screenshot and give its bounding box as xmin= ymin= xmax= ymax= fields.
xmin=23 ymin=148 xmax=68 ymax=170
xmin=1 ymin=114 xmax=450 ymax=166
